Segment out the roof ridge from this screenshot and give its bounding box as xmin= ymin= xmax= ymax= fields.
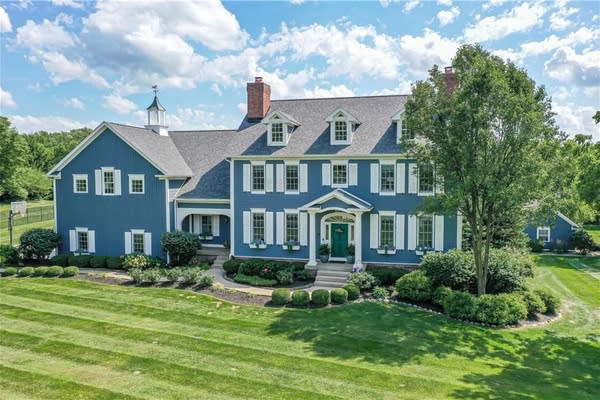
xmin=271 ymin=94 xmax=408 ymax=102
xmin=169 ymin=129 xmax=237 ymax=133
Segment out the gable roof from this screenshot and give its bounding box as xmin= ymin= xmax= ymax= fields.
xmin=299 ymin=189 xmax=372 ymax=211
xmin=557 ymin=211 xmax=579 ymax=228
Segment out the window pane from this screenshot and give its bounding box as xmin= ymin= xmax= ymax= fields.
xmin=286 ymin=214 xmax=298 ymax=243
xmin=286 ymin=165 xmax=299 ymax=191
xmin=103 ymin=171 xmax=114 ymax=194
xmin=417 ymin=216 xmax=433 ymax=248
xmin=539 ymin=228 xmax=549 ymax=242
xmin=332 ymin=164 xmax=347 ymax=185
xmin=380 ymin=216 xmax=394 ymax=247
xmin=133 ymin=233 xmax=145 ymax=253
xmin=334 ymin=121 xmax=347 ymax=141
xmin=401 ymin=120 xmax=415 ymax=139
xmin=271 ymin=123 xmax=284 ymax=143
xmin=252 ymin=165 xmax=265 ymax=191
xmin=252 ymin=213 xmax=265 ymax=242
xmin=77 ymin=231 xmax=88 ymax=252
xmin=131 ymin=179 xmax=143 ymax=193
xmin=201 ymin=216 xmax=213 ymax=236
xmin=380 ymin=164 xmax=395 ymax=192
xmin=418 ymin=164 xmax=434 ymax=193
xmin=76 ymin=179 xmax=87 ymax=192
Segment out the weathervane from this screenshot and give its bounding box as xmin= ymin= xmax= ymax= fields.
xmin=152 ymin=84 xmax=158 ymax=96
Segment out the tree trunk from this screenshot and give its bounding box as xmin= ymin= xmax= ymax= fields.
xmin=470 ymin=223 xmax=486 ymax=296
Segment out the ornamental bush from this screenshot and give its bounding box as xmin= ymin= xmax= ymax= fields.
xmin=223 ymin=258 xmax=244 ymax=274
xmin=128 ymin=268 xmax=145 ymax=284
xmin=486 ymin=249 xmax=534 ymax=294
xmin=294 ymin=270 xmax=313 ymax=281
xmin=570 ymin=229 xmax=595 ymax=255
xmin=163 ymin=267 xmax=182 ymax=282
xmin=534 ymin=288 xmax=561 ymax=315
xmin=17 ymin=266 xmax=34 ymax=277
xmin=348 ymin=272 xmax=379 ymax=291
xmin=342 ymin=283 xmax=360 ymax=301
xmin=291 ymin=290 xmax=310 ymax=306
xmin=475 ymin=293 xmax=527 ymax=325
xmin=528 ymin=239 xmax=545 ymax=253
xmin=311 ymin=289 xmax=330 ymax=306
xmin=45 ymin=266 xmax=64 ymax=277
xmin=2 ymin=267 xmax=17 ymax=276
xmin=62 ymin=266 xmax=80 ymax=277
xmin=105 ymin=256 xmax=124 ymax=269
xmin=19 ymin=229 xmax=60 ymax=261
xmin=89 ymin=256 xmax=108 ymax=269
xmin=395 ymin=270 xmax=432 ymax=302
xmin=33 ymin=266 xmax=49 ymax=276
xmin=238 ymin=258 xmax=264 ymax=276
xmin=180 ymin=268 xmax=203 ymax=284
xmin=233 ymin=273 xmax=277 ymax=287
xmin=443 ymin=290 xmax=478 ymax=320
xmin=49 ymin=254 xmax=69 ymax=267
xmin=432 ymin=286 xmax=453 ymax=306
xmin=420 ymin=250 xmax=475 ymax=292
xmin=144 ymin=268 xmax=162 ymax=284
xmin=196 ymin=274 xmax=214 ymax=288
xmin=372 ymin=286 xmax=388 ymax=300
xmin=271 ymin=288 xmax=291 ymax=306
xmin=276 ymin=270 xmax=294 ymax=285
xmin=160 ymin=231 xmax=202 ymax=266
xmin=520 ymin=290 xmax=546 ymax=316
xmin=122 ymin=254 xmax=153 ymax=270
xmin=69 ymin=255 xmax=91 ymax=268
xmin=331 ymin=288 xmax=348 ymax=304
xmin=367 ymin=266 xmax=410 ymax=286
xmin=0 ymin=245 xmax=20 ymax=265
xmin=290 ymin=262 xmax=306 ymax=271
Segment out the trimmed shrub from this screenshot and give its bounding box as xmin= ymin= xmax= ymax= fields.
xmin=33 ymin=266 xmax=49 ymax=276
xmin=238 ymin=258 xmax=264 ymax=276
xmin=342 ymin=283 xmax=360 ymax=301
xmin=180 ymin=268 xmax=203 ymax=284
xmin=528 ymin=239 xmax=544 ymax=253
xmin=19 ymin=229 xmax=61 ymax=261
xmin=331 ymin=288 xmax=348 ymax=304
xmin=234 ymin=273 xmax=277 ymax=287
xmin=2 ymin=267 xmax=18 ymax=276
xmin=395 ymin=270 xmax=432 ymax=302
xmin=570 ymin=229 xmax=595 ymax=255
xmin=144 ymin=268 xmax=162 ymax=284
xmin=294 ymin=270 xmax=313 ymax=281
xmin=443 ymin=290 xmax=477 ymax=320
xmin=475 ymin=293 xmax=527 ymax=325
xmin=123 ymin=254 xmax=153 ymax=270
xmin=367 ymin=266 xmax=410 ymax=286
xmin=160 ymin=231 xmax=202 ymax=266
xmin=420 ymin=250 xmax=474 ymax=292
xmin=62 ymin=266 xmax=79 ymax=277
xmin=49 ymin=254 xmax=69 ymax=267
xmin=46 ymin=266 xmax=64 ymax=277
xmin=311 ymin=289 xmax=330 ymax=306
xmin=196 ymin=274 xmax=214 ymax=288
xmin=521 ymin=290 xmax=546 ymax=316
xmin=129 ymin=268 xmax=145 ymax=284
xmin=291 ymin=290 xmax=310 ymax=306
xmin=486 ymin=249 xmax=534 ymax=294
xmin=18 ymin=266 xmax=34 ymax=277
xmin=372 ymin=286 xmax=388 ymax=300
xmin=348 ymin=272 xmax=379 ymax=291
xmin=106 ymin=256 xmax=124 ymax=269
xmin=276 ymin=270 xmax=294 ymax=285
xmin=0 ymin=245 xmax=20 ymax=265
xmin=432 ymin=286 xmax=453 ymax=306
xmin=290 ymin=261 xmax=306 ymax=271
xmin=223 ymin=258 xmax=244 ymax=274
xmin=534 ymin=288 xmax=561 ymax=315
xmin=89 ymin=256 xmax=107 ymax=269
xmin=69 ymin=255 xmax=91 ymax=268
xmin=163 ymin=267 xmax=181 ymax=282
xmin=271 ymin=288 xmax=291 ymax=306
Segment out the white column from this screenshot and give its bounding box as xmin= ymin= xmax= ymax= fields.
xmin=307 ymin=209 xmax=317 ymax=267
xmin=354 ymin=211 xmax=363 ymax=270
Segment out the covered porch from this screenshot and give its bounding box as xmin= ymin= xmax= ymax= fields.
xmin=176 ymin=206 xmax=231 ymax=248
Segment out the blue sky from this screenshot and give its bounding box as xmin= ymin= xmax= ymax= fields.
xmin=1 ymin=0 xmax=598 ymax=139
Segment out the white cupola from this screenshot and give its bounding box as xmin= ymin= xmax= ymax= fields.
xmin=145 ymin=85 xmax=168 ymax=136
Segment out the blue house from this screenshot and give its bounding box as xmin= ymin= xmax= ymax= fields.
xmin=48 ymin=73 xmax=468 ymax=268
xmin=524 ymin=212 xmax=579 ymax=250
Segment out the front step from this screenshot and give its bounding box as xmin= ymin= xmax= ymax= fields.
xmin=314 ymin=263 xmax=352 ymax=288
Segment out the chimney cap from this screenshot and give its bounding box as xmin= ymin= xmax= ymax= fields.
xmin=444 ymin=66 xmax=454 ymax=74
xmin=254 ymin=76 xmax=263 ymax=83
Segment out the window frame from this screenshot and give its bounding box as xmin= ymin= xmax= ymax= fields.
xmin=128 ymin=174 xmax=145 ymax=194
xmin=379 ymin=162 xmax=396 ymax=194
xmin=330 ymin=112 xmax=352 ymax=145
xmin=418 ymin=164 xmax=434 ymax=195
xmin=251 ymin=211 xmax=266 ymax=245
xmin=251 ymin=163 xmax=266 ymax=194
xmin=200 ymin=215 xmax=213 ymax=237
xmin=536 ymin=226 xmax=551 ymax=242
xmin=285 ymin=163 xmax=299 ymax=193
xmin=73 ymin=174 xmax=88 ymax=194
xmin=270 ymin=122 xmax=285 ymax=144
xmin=285 ymin=211 xmax=299 ymax=245
xmin=101 ymin=167 xmax=115 ymax=195
xmin=417 ymin=215 xmax=434 ymax=249
xmin=132 ymin=231 xmax=145 ymax=254
xmin=76 ymin=228 xmax=89 ymax=254
xmin=331 ymin=160 xmax=348 ymax=188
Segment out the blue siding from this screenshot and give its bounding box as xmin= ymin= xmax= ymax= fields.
xmin=55 ymin=128 xmax=167 ymax=257
xmin=232 ymin=158 xmax=459 ymax=264
xmin=524 ymin=214 xmax=576 ymax=249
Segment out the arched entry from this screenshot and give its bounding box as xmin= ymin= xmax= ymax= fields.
xmin=320 ymin=212 xmax=355 ymax=261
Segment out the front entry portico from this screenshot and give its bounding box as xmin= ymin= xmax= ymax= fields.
xmin=330 ymin=223 xmax=349 ymax=259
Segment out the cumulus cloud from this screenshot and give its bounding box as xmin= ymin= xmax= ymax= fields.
xmin=16 ymin=18 xmax=78 ymax=50
xmin=64 ymin=97 xmax=84 ymax=109
xmin=167 ymin=106 xmax=229 ymax=131
xmin=482 ymin=0 xmax=507 ymax=10
xmin=553 ymin=102 xmax=600 ymax=140
xmin=1 ymin=86 xmax=17 ymax=109
xmin=8 ymin=115 xmax=98 ymax=133
xmin=437 ymin=0 xmax=453 ymax=6
xmin=437 ymin=6 xmax=460 ymax=27
xmin=464 ymin=2 xmax=547 ymax=42
xmin=544 ymin=47 xmax=600 ymax=87
xmin=397 ymin=28 xmax=459 ymax=74
xmin=404 ymin=0 xmax=420 ymax=12
xmin=41 ymin=52 xmax=109 ymax=87
xmin=549 ymin=0 xmax=578 ymax=31
xmin=51 ymin=0 xmax=83 ymax=9
xmin=0 ymin=6 xmax=11 ymax=32
xmin=103 ymin=94 xmax=138 ymax=115
xmin=302 ymin=84 xmax=355 ymax=98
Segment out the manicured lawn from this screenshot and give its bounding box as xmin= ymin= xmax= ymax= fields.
xmin=0 ymin=256 xmax=598 ymax=399
xmin=584 ymin=224 xmax=600 ymax=244
xmin=0 ymin=220 xmax=54 ymax=245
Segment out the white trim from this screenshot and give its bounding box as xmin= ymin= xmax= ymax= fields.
xmin=325 ymin=107 xmax=360 ymax=123
xmin=100 ymin=167 xmax=116 ymax=196
xmin=72 ymin=174 xmax=88 ymax=193
xmin=331 ymin=159 xmax=349 ymax=188
xmin=536 ymin=226 xmax=551 ymax=242
xmin=175 ymin=198 xmax=230 ymax=204
xmin=299 ymin=188 xmax=372 ymax=211
xmin=379 ymin=161 xmax=396 ymax=195
xmin=230 ymin=159 xmax=235 ymax=257
xmin=176 ymin=208 xmax=230 ymax=231
xmin=557 ymin=211 xmax=579 ymax=228
xmin=283 ymin=162 xmax=300 ymax=194
xmin=128 ymin=174 xmax=145 ymax=194
xmin=456 ymin=212 xmax=463 ymax=250
xmin=378 ymin=211 xmax=396 ymax=254
xmin=250 ymin=208 xmax=266 ymax=213
xmin=250 ymin=162 xmax=266 ymax=194
xmin=52 ymin=178 xmax=58 ymax=233
xmin=229 ymin=154 xmax=412 ymax=161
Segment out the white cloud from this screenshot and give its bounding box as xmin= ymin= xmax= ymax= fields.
xmin=482 ymin=0 xmax=507 ymax=10
xmin=41 ymin=51 xmax=109 ymax=87
xmin=404 ymin=0 xmax=420 ymax=12
xmin=0 ymin=6 xmax=11 ymax=32
xmin=553 ymin=102 xmax=600 ymax=140
xmin=370 ymin=79 xmax=412 ymax=95
xmin=167 ymin=106 xmax=229 ymax=130
xmin=64 ymin=97 xmax=84 ymax=109
xmin=464 ymin=2 xmax=547 ymax=42
xmin=289 ymin=0 xmax=305 ymax=4
xmin=8 ymin=115 xmax=98 ymax=133
xmin=544 ymin=47 xmax=600 ymax=87
xmin=549 ymin=1 xmax=578 ymax=31
xmin=302 ymin=84 xmax=355 ymax=98
xmin=437 ymin=6 xmax=460 ymax=27
xmin=1 ymin=86 xmax=17 ymax=109
xmin=397 ymin=28 xmax=459 ymax=74
xmin=16 ymin=18 xmax=78 ymax=50
xmin=51 ymin=0 xmax=83 ymax=9
xmin=437 ymin=0 xmax=452 ymax=6
xmin=103 ymin=94 xmax=138 ymax=115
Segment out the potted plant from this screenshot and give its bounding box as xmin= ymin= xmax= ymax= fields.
xmin=250 ymin=239 xmax=266 ymax=249
xmin=285 ymin=240 xmax=299 ymax=252
xmin=415 ymin=244 xmax=433 ymax=256
xmin=319 ymin=244 xmax=330 ymax=263
xmin=346 ymin=244 xmax=355 ymax=263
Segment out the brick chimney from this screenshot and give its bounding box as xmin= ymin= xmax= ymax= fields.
xmin=246 ymin=77 xmax=271 ymax=121
xmin=444 ymin=66 xmax=457 ymax=96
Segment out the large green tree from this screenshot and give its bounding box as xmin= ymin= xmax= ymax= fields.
xmin=404 ymin=44 xmax=559 ymax=295
xmin=0 ymin=117 xmax=27 ymax=199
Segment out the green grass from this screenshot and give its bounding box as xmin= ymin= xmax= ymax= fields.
xmin=584 ymin=224 xmax=600 ymax=244
xmin=0 ymin=220 xmax=54 ymax=245
xmin=0 ymin=256 xmax=599 ymax=399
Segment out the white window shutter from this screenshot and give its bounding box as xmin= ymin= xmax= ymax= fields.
xmin=95 ymin=169 xmax=102 ymax=195
xmin=212 ymin=215 xmax=220 ymax=237
xmin=88 ymin=230 xmax=96 ymax=253
xmin=243 ymin=211 xmax=251 ymax=243
xmin=275 ymin=164 xmax=284 ymax=192
xmin=69 ymin=230 xmax=77 ymax=252
xmin=436 ymin=175 xmax=445 ymax=194
xmin=300 ymin=164 xmax=308 ymax=192
xmin=124 ymin=232 xmax=132 ymax=254
xmin=407 ymin=215 xmax=417 ymax=250
xmin=349 ymin=163 xmax=358 ymax=186
xmin=369 ymin=214 xmax=379 ymax=249
xmin=396 ymin=163 xmax=406 ymax=194
xmin=299 ymin=212 xmax=308 ymax=246
xmin=276 ymin=212 xmax=284 ymax=245
xmin=265 ymin=211 xmax=274 ymax=244
xmin=370 ymin=163 xmax=379 ymax=193
xmin=434 ymin=215 xmax=444 ymax=251
xmin=322 ymin=163 xmax=331 ymax=186
xmin=266 ymin=164 xmax=274 ymax=192
xmin=395 ymin=214 xmax=405 ymax=250
xmin=114 ymin=169 xmax=122 ymax=195
xmin=192 ymin=215 xmax=199 ymax=234
xmin=456 ymin=213 xmax=463 ymax=250
xmin=408 ymin=163 xmax=418 ymax=194
xmin=144 ymin=232 xmax=152 ymax=255
xmin=243 ymin=164 xmax=251 ymax=192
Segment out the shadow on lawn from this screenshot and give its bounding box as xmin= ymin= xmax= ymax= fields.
xmin=267 ymin=302 xmax=600 ymax=399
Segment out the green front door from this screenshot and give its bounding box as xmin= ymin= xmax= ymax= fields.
xmin=331 ymin=224 xmax=349 ymax=258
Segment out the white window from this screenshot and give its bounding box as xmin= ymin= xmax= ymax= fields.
xmin=252 ymin=164 xmax=265 ymax=192
xmin=69 ymin=227 xmax=95 ymax=254
xmin=380 ymin=164 xmax=395 ymax=193
xmin=201 ymin=215 xmax=213 ymax=236
xmin=129 ymin=174 xmax=144 ymax=194
xmin=417 ymin=216 xmax=434 ymax=249
xmin=77 ymin=230 xmax=89 ymax=253
xmin=132 ymin=232 xmax=145 ymax=254
xmin=285 ymin=213 xmax=299 ymax=244
xmin=332 ymin=162 xmax=348 ymax=187
xmin=537 ymin=227 xmax=550 ymax=242
xmin=334 ymin=120 xmax=347 ymax=142
xmin=285 ymin=164 xmax=299 ymax=192
xmin=124 ymin=230 xmax=151 ymax=255
xmin=380 ymin=215 xmax=395 ymax=248
xmin=327 ymin=109 xmax=357 ymax=145
xmin=73 ymin=174 xmax=88 ymax=193
xmin=103 ymin=169 xmax=115 ymax=194
xmin=418 ymin=164 xmax=434 ymax=194
xmin=271 ymin=122 xmax=284 ymax=143
xmin=252 ymin=212 xmax=265 ymax=243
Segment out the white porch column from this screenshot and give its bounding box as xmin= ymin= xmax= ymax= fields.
xmin=353 ymin=211 xmax=364 ymax=269
xmin=307 ymin=209 xmax=318 ymax=267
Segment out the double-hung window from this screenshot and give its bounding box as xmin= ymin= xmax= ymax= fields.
xmin=334 ymin=120 xmax=347 ymax=142
xmin=286 ymin=164 xmax=299 ymax=192
xmin=132 ymin=232 xmax=145 ymax=254
xmin=380 ymin=164 xmax=395 ymax=193
xmin=73 ymin=174 xmax=88 ymax=193
xmin=77 ymin=230 xmax=89 ymax=253
xmin=537 ymin=227 xmax=550 ymax=242
xmin=401 ymin=119 xmax=414 ymax=140
xmin=252 ymin=164 xmax=265 ymax=192
xmin=285 ymin=213 xmax=299 ymax=243
xmin=271 ymin=123 xmax=284 ymax=143
xmin=252 ymin=212 xmax=265 ymax=243
xmin=380 ymin=215 xmax=395 ymax=248
xmin=201 ymin=215 xmax=213 ymax=236
xmin=129 ymin=174 xmax=144 ymax=194
xmin=103 ymin=169 xmax=115 ymax=194
xmin=332 ymin=163 xmax=348 ymax=187
xmin=418 ymin=164 xmax=434 ymax=194
xmin=417 ymin=216 xmax=434 ymax=248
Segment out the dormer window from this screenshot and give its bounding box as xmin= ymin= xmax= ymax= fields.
xmin=271 ymin=122 xmax=284 ymax=143
xmin=262 ymin=111 xmax=300 ymax=146
xmin=392 ymin=109 xmax=414 ymax=143
xmin=326 ymin=108 xmax=359 ymax=145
